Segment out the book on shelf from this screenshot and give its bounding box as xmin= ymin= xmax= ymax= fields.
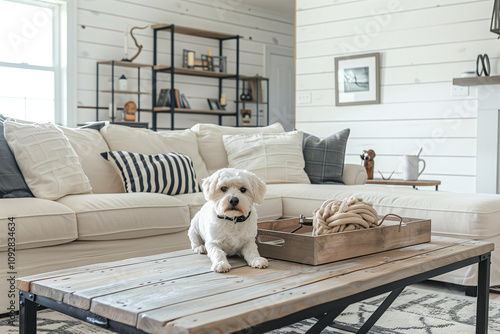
xmin=157 ymin=89 xmax=170 ymax=106
xmin=157 ymin=88 xmax=191 ymax=109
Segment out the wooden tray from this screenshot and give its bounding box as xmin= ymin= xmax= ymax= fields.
xmin=257 ymin=216 xmax=431 ymax=265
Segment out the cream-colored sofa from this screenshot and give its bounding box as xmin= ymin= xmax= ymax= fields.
xmin=1 ymin=122 xmax=499 ymax=312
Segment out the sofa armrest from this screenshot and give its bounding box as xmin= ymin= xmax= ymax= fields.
xmin=342 ymin=164 xmax=367 ymax=185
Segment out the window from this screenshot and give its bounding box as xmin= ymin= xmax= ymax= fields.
xmin=0 ymin=0 xmax=74 ymax=125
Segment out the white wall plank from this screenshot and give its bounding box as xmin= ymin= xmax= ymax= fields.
xmin=296 ymin=0 xmax=491 ymax=193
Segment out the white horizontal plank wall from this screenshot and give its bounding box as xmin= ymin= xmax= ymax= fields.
xmin=296 ymin=0 xmax=497 ymax=193
xmin=76 ymin=0 xmax=294 ymax=129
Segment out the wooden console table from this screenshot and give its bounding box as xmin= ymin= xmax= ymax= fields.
xmin=366 ymin=179 xmax=441 ymax=191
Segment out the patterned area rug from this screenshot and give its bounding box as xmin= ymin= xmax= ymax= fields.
xmin=1 ymin=285 xmax=499 ymax=333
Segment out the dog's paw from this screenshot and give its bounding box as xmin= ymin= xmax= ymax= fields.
xmin=193 ymin=245 xmax=207 ymax=254
xmin=212 ymin=261 xmax=231 ymax=273
xmin=250 ymin=257 xmax=268 ymax=269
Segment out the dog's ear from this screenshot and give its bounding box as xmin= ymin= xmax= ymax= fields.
xmin=202 ymin=172 xmax=217 ymax=201
xmin=248 ymin=173 xmax=267 ymax=205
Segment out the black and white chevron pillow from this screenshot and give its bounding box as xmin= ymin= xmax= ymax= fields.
xmin=101 ymin=151 xmax=201 ymax=195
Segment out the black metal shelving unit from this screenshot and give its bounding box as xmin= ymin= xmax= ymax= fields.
xmin=151 ymin=24 xmax=240 ymax=131
xmin=95 ymin=61 xmax=151 ymax=126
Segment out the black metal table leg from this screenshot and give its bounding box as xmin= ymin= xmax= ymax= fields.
xmin=306 ymin=305 xmax=348 ymax=334
xmin=477 ymin=253 xmax=491 ymax=334
xmin=19 ymin=291 xmax=37 ymax=334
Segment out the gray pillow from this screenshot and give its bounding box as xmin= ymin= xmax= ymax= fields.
xmin=302 ymin=129 xmax=350 ymax=184
xmin=0 ymin=115 xmax=34 ymax=198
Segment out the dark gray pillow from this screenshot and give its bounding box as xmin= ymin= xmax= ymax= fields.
xmin=302 ymin=129 xmax=350 ymax=184
xmin=0 ymin=116 xmax=34 ymax=198
xmin=79 ymin=121 xmax=107 ymax=130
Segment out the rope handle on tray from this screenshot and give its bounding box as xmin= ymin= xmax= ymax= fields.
xmin=378 ymin=213 xmax=404 ymax=232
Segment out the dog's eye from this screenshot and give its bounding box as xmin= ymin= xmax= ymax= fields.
xmin=221 ymin=187 xmax=228 ymax=192
xmin=240 ymin=187 xmax=246 ymax=193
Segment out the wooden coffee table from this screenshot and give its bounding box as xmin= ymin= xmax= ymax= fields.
xmin=17 ymin=237 xmax=492 ymax=334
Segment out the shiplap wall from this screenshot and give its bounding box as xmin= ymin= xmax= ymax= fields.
xmin=296 ymin=0 xmax=498 ymax=193
xmin=76 ymin=0 xmax=294 ymax=129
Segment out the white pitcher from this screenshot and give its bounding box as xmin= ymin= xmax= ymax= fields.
xmin=403 ymin=155 xmax=425 ymax=181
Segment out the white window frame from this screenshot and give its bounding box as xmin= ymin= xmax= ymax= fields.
xmin=0 ymin=0 xmax=76 ymax=126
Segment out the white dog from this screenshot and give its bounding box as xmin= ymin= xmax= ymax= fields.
xmin=188 ymin=168 xmax=268 ymax=273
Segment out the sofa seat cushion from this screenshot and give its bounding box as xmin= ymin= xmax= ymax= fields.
xmin=0 ymin=198 xmax=77 ymax=251
xmin=174 ymin=191 xmax=283 ymax=221
xmin=266 ymin=183 xmax=500 ymax=239
xmin=57 ymin=193 xmax=190 ymax=241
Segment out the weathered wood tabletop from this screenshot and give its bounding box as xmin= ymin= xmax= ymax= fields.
xmin=17 ymin=237 xmax=493 ymax=334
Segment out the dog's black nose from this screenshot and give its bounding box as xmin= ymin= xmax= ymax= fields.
xmin=229 ymin=197 xmax=239 ymax=207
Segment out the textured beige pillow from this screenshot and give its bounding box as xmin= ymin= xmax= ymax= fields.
xmin=223 ymin=131 xmax=310 ymax=184
xmin=100 ymin=125 xmax=209 ymax=183
xmin=4 ymin=121 xmax=92 ymax=200
xmin=191 ymin=122 xmax=285 ymax=174
xmin=59 ymin=126 xmax=124 ymax=194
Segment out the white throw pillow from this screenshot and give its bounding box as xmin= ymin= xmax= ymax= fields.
xmin=4 ymin=121 xmax=92 ymax=200
xmin=191 ymin=122 xmax=285 ymax=174
xmin=59 ymin=126 xmax=124 ymax=194
xmin=223 ymin=131 xmax=311 ymax=184
xmin=100 ymin=125 xmax=209 ymax=183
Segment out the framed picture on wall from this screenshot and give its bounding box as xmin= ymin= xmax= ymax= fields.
xmin=335 ymin=52 xmax=380 ymax=106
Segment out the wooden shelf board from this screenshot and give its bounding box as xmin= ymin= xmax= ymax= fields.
xmin=235 ymin=101 xmax=267 ymax=104
xmin=366 ymin=179 xmax=441 ymax=186
xmin=151 ymin=24 xmax=238 ymax=40
xmin=154 ymin=66 xmax=237 ymax=78
xmin=153 ymin=107 xmax=237 ymax=116
xmin=97 ymin=60 xmax=152 ymax=68
xmin=452 ymin=75 xmax=500 ymax=86
xmin=100 ymin=90 xmax=150 ymax=95
xmin=239 ymin=75 xmax=269 ymax=81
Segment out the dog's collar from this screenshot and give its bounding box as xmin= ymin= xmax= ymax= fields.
xmin=217 ymin=211 xmax=251 ymax=223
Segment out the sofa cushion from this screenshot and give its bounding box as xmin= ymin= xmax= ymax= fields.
xmin=100 ymin=125 xmax=208 ymax=184
xmin=0 ymin=117 xmax=33 ymax=198
xmin=4 ymin=121 xmax=92 ymax=200
xmin=191 ymin=122 xmax=285 ymax=174
xmin=57 ymin=193 xmax=191 ymax=240
xmin=303 ymin=129 xmax=350 ymax=184
xmin=59 ymin=126 xmax=124 ymax=194
xmin=0 ymin=198 xmax=77 ymax=251
xmin=102 ymin=151 xmax=201 ymax=195
xmin=174 ymin=191 xmax=283 ymax=221
xmin=223 ymin=131 xmax=310 ymax=184
xmin=266 ymin=183 xmax=500 ymax=239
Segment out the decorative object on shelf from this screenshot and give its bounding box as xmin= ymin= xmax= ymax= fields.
xmin=240 ymin=80 xmax=252 ymax=101
xmin=335 ymin=52 xmax=380 ymax=106
xmin=360 ymin=149 xmax=376 ymax=180
xmin=240 ymin=109 xmax=251 ymax=124
xmin=219 ymin=93 xmax=227 ymax=111
xmin=128 ymin=26 xmax=148 ymax=62
xmin=476 ymin=54 xmax=490 ymax=77
xmin=207 ymin=98 xmax=220 ymax=110
xmin=108 ymin=103 xmax=117 ymax=120
xmin=181 ymin=49 xmax=227 ymax=72
xmin=118 ymin=74 xmax=127 ymax=90
xmin=123 ymin=24 xmax=129 ymax=61
xmin=491 ymin=0 xmax=500 ymax=35
xmin=123 ymin=101 xmax=137 ymax=121
xmin=378 ymin=170 xmax=394 ymax=180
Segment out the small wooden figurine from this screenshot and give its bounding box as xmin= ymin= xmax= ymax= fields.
xmin=123 ymin=101 xmax=137 ymax=121
xmin=360 ymin=149 xmax=376 ymax=180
